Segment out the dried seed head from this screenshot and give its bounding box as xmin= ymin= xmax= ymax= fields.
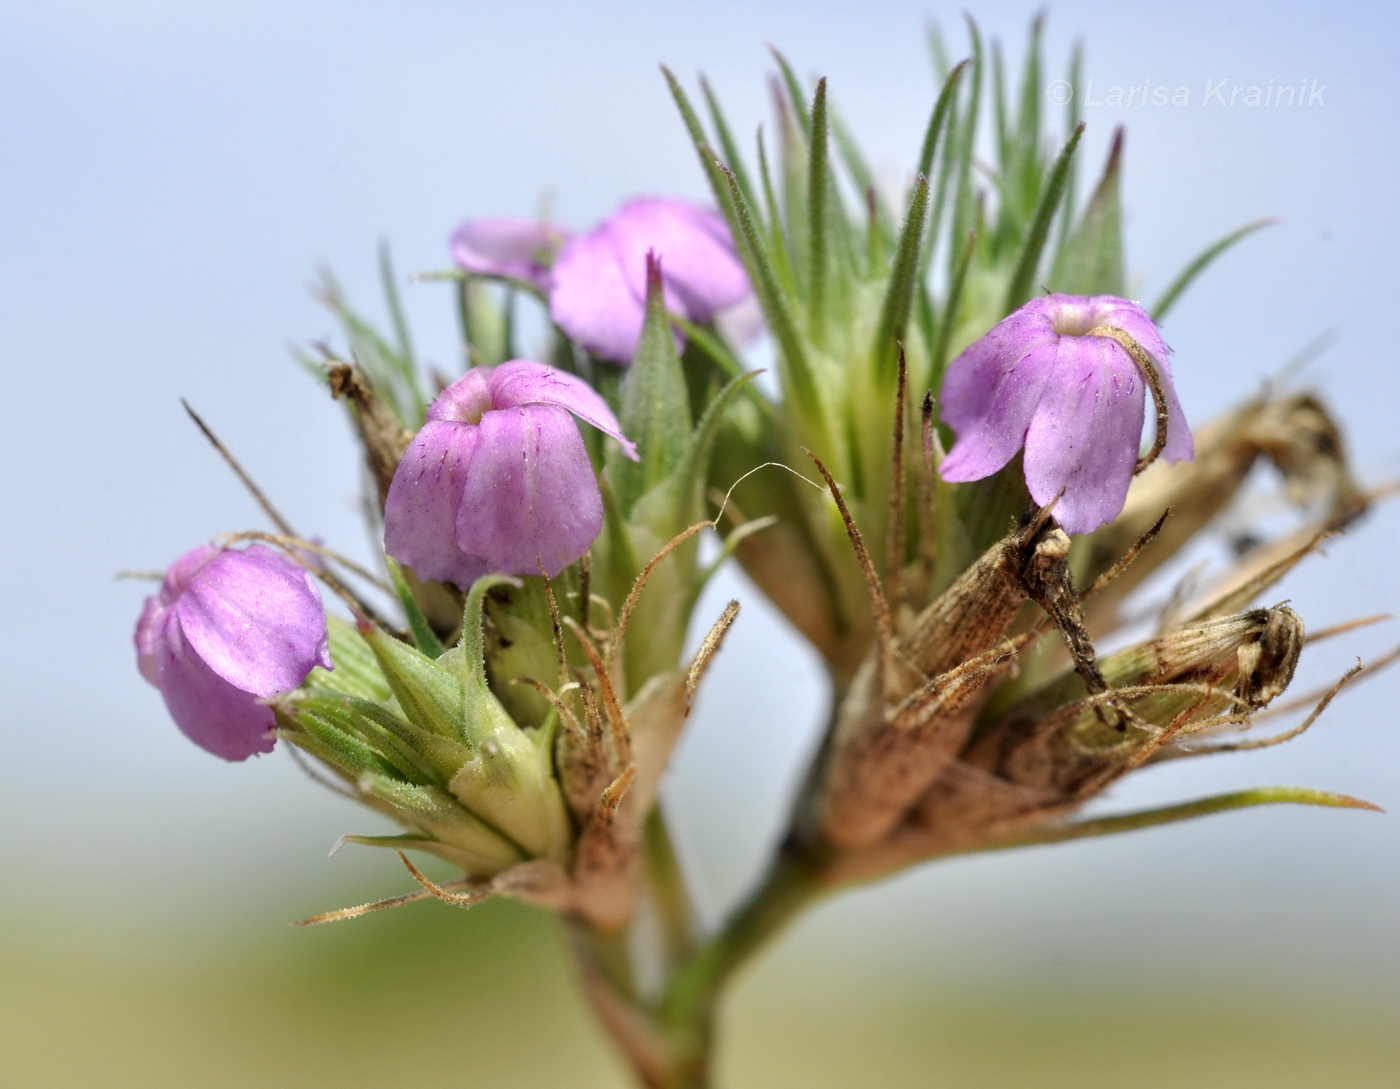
xmin=1082 ymin=393 xmax=1364 ymax=630
xmin=819 ymin=603 xmax=1310 ymax=885
xmin=810 ymin=515 xmax=1103 ymax=851
xmin=966 ymin=603 xmax=1305 ymax=797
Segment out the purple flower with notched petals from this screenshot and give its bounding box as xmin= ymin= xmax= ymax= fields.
xmin=450 ymin=218 xmax=571 ymax=293
xmin=939 ymin=294 xmax=1193 ymax=535
xmin=135 ymin=545 xmax=332 ymax=761
xmin=384 ymin=360 xmax=638 ymax=588
xmin=549 ymin=197 xmax=752 ymax=364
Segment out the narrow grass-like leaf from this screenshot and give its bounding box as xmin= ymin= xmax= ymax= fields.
xmin=1014 ymin=13 xmax=1046 ymax=195
xmin=662 ymin=67 xmax=737 ymax=219
xmin=378 ymin=242 xmax=416 ymax=373
xmin=1003 ymin=122 xmax=1085 ymax=313
xmin=673 ymin=317 xmax=779 ymax=426
xmin=947 ymin=20 xmax=984 ymax=284
xmin=756 ymin=128 xmax=798 ymax=295
xmin=1056 ymin=39 xmax=1085 ymax=248
xmin=991 ymin=40 xmax=1010 ymax=169
xmin=832 ymin=108 xmax=891 ymax=246
xmin=915 ymin=58 xmax=972 ymax=293
xmin=768 ymin=46 xmax=811 ymax=130
xmin=916 ymin=59 xmax=971 ymax=183
xmin=1049 ymin=127 xmax=1124 ymax=296
xmin=1152 ymin=218 xmax=1276 ymax=321
xmin=872 ymin=176 xmax=931 ymax=385
xmin=386 ymin=558 xmax=447 ymax=659
xmin=927 ymin=21 xmax=952 ymax=80
xmin=701 ymin=76 xmax=757 ymax=212
xmin=931 ymin=227 xmax=978 ymax=381
xmin=964 ymin=786 xmax=1383 ymax=856
xmin=807 ymin=77 xmax=831 ymax=345
xmin=718 ymin=165 xmax=821 ymax=427
xmin=676 ymin=371 xmax=760 ymax=510
xmin=774 ymin=78 xmax=810 ymax=291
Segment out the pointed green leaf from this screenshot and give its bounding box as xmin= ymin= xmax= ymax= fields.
xmin=378 ymin=241 xmax=416 ymax=370
xmin=1152 ymin=218 xmax=1276 ymax=321
xmin=966 ymin=786 xmax=1383 ymax=856
xmin=1049 ymin=127 xmax=1125 ymax=296
xmin=931 ymin=227 xmax=978 ymax=381
xmin=991 ymin=40 xmax=1010 ymax=169
xmin=916 ymin=59 xmax=971 ymax=184
xmin=872 ymin=175 xmax=931 ymax=384
xmin=609 ymin=256 xmax=692 ymax=514
xmin=661 ymin=66 xmax=739 ymax=221
xmin=1004 ymin=122 xmax=1085 ymax=312
xmin=946 ymin=20 xmax=984 ymax=284
xmin=756 ymin=129 xmax=798 ymax=295
xmin=279 ymin=705 xmax=404 ymax=782
xmin=807 ymin=77 xmax=831 ymax=344
xmin=716 ymin=164 xmax=821 ymax=430
xmin=385 ymin=558 xmax=447 ymax=659
xmin=360 ymin=621 xmax=467 ymax=741
xmin=1056 ymin=40 xmax=1086 ymax=247
xmin=1014 ymin=13 xmax=1046 ymax=193
xmin=768 ymin=46 xmax=811 ymax=130
xmin=701 ymin=76 xmax=758 ymax=213
xmin=831 ymin=108 xmax=891 ymax=249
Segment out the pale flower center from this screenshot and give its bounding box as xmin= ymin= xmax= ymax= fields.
xmin=1050 ymin=302 xmax=1105 ymax=336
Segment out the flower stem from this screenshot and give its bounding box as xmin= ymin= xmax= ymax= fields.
xmin=568 ymin=841 xmax=827 ymax=1089
xmin=657 ymin=843 xmax=827 ymax=1062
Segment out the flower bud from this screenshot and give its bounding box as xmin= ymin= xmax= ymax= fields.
xmin=384 ymin=360 xmax=638 ymax=589
xmin=277 ymin=577 xmax=571 ymax=875
xmin=135 ymin=544 xmax=332 ymax=761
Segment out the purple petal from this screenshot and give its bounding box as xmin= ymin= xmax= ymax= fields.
xmin=549 ymin=197 xmax=751 ymax=364
xmin=487 ymin=360 xmax=638 ymax=459
xmin=151 ymin=619 xmax=278 ymax=761
xmin=600 ymin=199 xmax=750 ymax=322
xmin=550 ymin=226 xmax=648 ymax=363
xmin=939 ymin=312 xmax=1060 ymax=481
xmin=453 ymin=404 xmax=603 ymax=578
xmin=174 ymin=546 xmax=332 ymax=698
xmin=384 ymin=420 xmax=492 ymax=588
xmin=159 ymin=543 xmax=221 ymax=602
xmin=1080 ymin=295 xmax=1193 ymax=463
xmin=134 ymin=595 xmax=163 ymax=685
xmin=1022 ymin=337 xmax=1145 ymax=534
xmin=450 ymin=218 xmax=569 ymax=292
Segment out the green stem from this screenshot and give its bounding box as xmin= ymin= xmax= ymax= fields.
xmin=658 ymin=844 xmax=826 ymax=1060
xmin=645 ymin=805 xmax=701 ymax=969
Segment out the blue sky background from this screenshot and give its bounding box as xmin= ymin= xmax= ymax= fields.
xmin=4 ymin=0 xmax=1399 ymax=1075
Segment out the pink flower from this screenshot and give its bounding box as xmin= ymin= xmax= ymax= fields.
xmin=549 ymin=197 xmax=751 ymax=363
xmin=449 ymin=218 xmax=571 ymax=293
xmin=135 ymin=545 xmax=332 ymax=761
xmin=384 ymin=361 xmax=638 ymax=588
xmin=939 ymin=294 xmax=1193 ymax=534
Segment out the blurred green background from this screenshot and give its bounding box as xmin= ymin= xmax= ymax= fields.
xmin=5 ymin=1 xmax=1398 ymax=1085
